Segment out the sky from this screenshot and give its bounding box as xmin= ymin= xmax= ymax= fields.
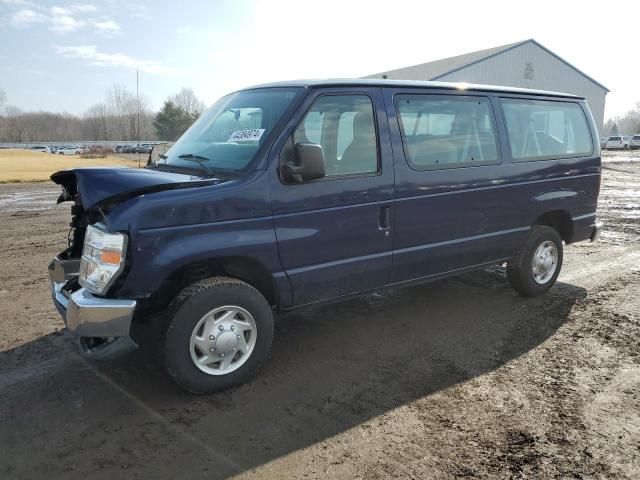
xmin=0 ymin=0 xmax=638 ymax=120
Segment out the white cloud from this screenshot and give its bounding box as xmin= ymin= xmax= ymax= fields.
xmin=125 ymin=3 xmax=151 ymax=20
xmin=54 ymin=45 xmax=174 ymax=75
xmin=0 ymin=0 xmax=32 ymax=6
xmin=4 ymin=3 xmax=104 ymax=33
xmin=9 ymin=8 xmax=44 ymax=25
xmin=49 ymin=5 xmax=99 ymax=33
xmin=91 ymin=19 xmax=121 ymax=34
xmin=51 ymin=4 xmax=97 ymax=15
xmin=50 ymin=11 xmax=85 ymax=33
xmin=68 ymin=3 xmax=96 ymax=13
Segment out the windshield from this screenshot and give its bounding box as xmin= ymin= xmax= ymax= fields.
xmin=161 ymin=87 xmax=303 ymax=174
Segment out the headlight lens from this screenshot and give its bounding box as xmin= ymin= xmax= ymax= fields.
xmin=79 ymin=224 xmax=127 ymax=295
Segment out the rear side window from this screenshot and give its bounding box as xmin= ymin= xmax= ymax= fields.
xmin=501 ymin=99 xmax=592 ymax=161
xmin=395 ymin=95 xmax=499 ymax=170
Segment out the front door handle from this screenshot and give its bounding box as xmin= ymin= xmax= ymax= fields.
xmin=379 ymin=206 xmax=391 ymax=230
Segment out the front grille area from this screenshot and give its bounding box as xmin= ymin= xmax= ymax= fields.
xmin=65 ymin=198 xmax=88 ymax=258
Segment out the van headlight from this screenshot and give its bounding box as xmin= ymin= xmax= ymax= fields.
xmin=79 ymin=224 xmax=127 ymax=295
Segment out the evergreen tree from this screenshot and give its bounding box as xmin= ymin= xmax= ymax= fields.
xmin=611 ymin=123 xmax=619 ymax=135
xmin=153 ymin=101 xmax=193 ymax=141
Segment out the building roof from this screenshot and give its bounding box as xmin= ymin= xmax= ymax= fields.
xmin=245 ymin=79 xmax=582 ymax=99
xmin=365 ymin=39 xmax=609 ymax=93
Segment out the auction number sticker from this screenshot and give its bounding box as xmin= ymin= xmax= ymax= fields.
xmin=227 ymin=129 xmax=265 ymax=142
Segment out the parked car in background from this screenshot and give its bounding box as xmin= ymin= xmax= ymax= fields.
xmin=29 ymin=146 xmax=50 ymax=153
xmin=58 ymin=146 xmax=81 ymax=155
xmin=136 ymin=144 xmax=153 ymax=154
xmin=115 ymin=145 xmax=125 ymax=153
xmin=605 ymin=136 xmax=629 ymax=150
xmin=48 ymin=79 xmax=602 ymax=393
xmin=630 ymin=135 xmax=640 ymax=150
xmin=600 ymin=137 xmax=607 ymax=149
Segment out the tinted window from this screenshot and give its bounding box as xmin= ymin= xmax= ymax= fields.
xmin=395 ymin=95 xmax=499 ymax=169
xmin=294 ymin=95 xmax=378 ymax=176
xmin=608 ymin=136 xmax=621 ymax=141
xmin=501 ymin=99 xmax=592 ymax=161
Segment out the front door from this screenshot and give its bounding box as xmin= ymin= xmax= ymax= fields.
xmin=269 ymin=87 xmax=394 ymax=306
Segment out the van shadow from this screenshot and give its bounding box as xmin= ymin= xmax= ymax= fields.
xmin=1 ymin=270 xmax=586 ymax=479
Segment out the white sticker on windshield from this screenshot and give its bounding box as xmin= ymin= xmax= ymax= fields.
xmin=227 ymin=129 xmax=265 ymax=142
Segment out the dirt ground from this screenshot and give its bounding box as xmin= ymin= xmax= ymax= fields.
xmin=0 ymin=151 xmax=639 ymax=479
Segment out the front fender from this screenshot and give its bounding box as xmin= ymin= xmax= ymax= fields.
xmin=116 ymin=216 xmax=292 ymax=306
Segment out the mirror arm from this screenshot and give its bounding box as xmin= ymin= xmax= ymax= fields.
xmin=284 ymin=162 xmax=304 ymax=183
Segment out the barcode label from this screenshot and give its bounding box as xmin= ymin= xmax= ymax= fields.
xmin=227 ymin=129 xmax=265 ymax=142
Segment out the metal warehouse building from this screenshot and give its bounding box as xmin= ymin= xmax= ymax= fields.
xmin=366 ymin=39 xmax=608 ymax=134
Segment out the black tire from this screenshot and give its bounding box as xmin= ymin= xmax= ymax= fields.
xmin=507 ymin=225 xmax=563 ymax=297
xmin=162 ymin=276 xmax=274 ymax=393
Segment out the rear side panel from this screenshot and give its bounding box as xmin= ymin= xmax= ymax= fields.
xmin=382 ymin=87 xmax=600 ymax=284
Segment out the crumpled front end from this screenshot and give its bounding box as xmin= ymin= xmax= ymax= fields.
xmin=48 ymin=255 xmax=138 ymax=360
xmin=48 ymin=168 xmax=142 ymax=360
xmin=49 ymin=257 xmax=137 ymax=360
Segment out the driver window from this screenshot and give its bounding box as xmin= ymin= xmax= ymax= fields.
xmin=293 ymin=95 xmax=378 ymax=176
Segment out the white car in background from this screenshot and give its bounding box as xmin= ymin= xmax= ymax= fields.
xmin=29 ymin=146 xmax=50 ymax=153
xmin=57 ymin=146 xmax=81 ymax=155
xmin=630 ymin=135 xmax=640 ymax=150
xmin=605 ymin=136 xmax=630 ymax=150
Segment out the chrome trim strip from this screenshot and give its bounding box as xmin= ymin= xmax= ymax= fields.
xmin=573 ymin=212 xmax=597 ymax=221
xmin=393 ymin=226 xmax=530 ymax=256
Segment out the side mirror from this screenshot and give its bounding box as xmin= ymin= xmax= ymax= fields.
xmin=284 ymin=143 xmax=326 ymax=183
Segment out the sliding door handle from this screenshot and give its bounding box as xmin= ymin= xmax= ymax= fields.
xmin=379 ymin=206 xmax=391 ymax=230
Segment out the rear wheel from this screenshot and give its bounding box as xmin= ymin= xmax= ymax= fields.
xmin=507 ymin=226 xmax=563 ymax=297
xmin=162 ymin=277 xmax=274 ymax=393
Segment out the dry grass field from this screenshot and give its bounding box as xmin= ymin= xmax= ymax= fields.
xmin=0 ymin=149 xmax=142 ymax=183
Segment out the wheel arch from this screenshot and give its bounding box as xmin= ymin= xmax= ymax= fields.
xmin=147 ymin=255 xmax=281 ymax=311
xmin=533 ymin=210 xmax=574 ymax=243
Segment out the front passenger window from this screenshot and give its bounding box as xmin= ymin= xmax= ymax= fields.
xmin=293 ymin=95 xmax=378 ymax=177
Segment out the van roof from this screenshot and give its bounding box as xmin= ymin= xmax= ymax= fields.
xmin=246 ymin=79 xmax=584 ymax=100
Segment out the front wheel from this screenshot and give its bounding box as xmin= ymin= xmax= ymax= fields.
xmin=162 ymin=277 xmax=274 ymax=393
xmin=507 ymin=226 xmax=563 ymax=297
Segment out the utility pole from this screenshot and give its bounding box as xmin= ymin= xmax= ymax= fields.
xmin=137 ymin=70 xmax=140 ymax=167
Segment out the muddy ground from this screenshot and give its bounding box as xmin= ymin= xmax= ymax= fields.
xmin=0 ymin=152 xmax=639 ymax=479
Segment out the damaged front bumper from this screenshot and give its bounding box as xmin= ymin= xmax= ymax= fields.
xmin=48 ymin=256 xmax=138 ymax=360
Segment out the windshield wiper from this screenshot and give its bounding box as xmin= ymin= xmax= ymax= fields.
xmin=177 ymin=153 xmax=216 ymax=177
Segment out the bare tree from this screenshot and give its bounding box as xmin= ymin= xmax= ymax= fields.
xmin=606 ymin=101 xmax=640 ymax=136
xmin=104 ymin=84 xmax=154 ymax=141
xmin=169 ymin=87 xmax=206 ymax=118
xmin=106 ymin=84 xmax=133 ymax=140
xmin=3 ymin=106 xmax=27 ymax=142
xmin=0 ymin=89 xmax=6 ymax=114
xmin=83 ymin=102 xmax=110 ymax=141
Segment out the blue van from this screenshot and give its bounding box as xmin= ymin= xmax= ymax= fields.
xmin=48 ymin=80 xmax=602 ymax=393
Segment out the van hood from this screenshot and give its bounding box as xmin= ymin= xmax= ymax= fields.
xmin=51 ymin=167 xmax=222 ymax=210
